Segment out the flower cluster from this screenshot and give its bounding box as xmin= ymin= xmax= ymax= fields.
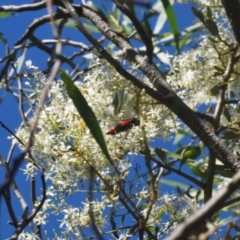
xmin=14 ymin=3 xmax=238 ymax=238
xmin=167 ymin=6 xmax=239 ymax=110
xmin=16 ymin=57 xmax=180 ymax=238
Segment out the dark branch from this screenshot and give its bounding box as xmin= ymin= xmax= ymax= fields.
xmin=113 ymin=0 xmax=153 ymax=59
xmin=75 ymin=4 xmax=240 ymax=172
xmin=166 ymin=170 xmax=240 ymax=240
xmin=222 ymin=0 xmax=240 ymax=46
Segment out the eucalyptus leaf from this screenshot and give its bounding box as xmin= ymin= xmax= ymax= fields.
xmin=209 ymin=85 xmax=219 ymax=96
xmin=155 ymin=148 xmax=167 ymax=163
xmin=205 ymin=19 xmax=219 ymax=37
xmin=59 ymin=70 xmax=111 ymax=161
xmin=162 ymin=0 xmax=179 ymax=52
xmin=112 ymin=89 xmax=132 ymax=115
xmin=191 ymin=7 xmax=205 ymax=23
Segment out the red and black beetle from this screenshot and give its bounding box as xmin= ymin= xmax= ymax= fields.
xmin=105 ymin=118 xmax=140 ymax=135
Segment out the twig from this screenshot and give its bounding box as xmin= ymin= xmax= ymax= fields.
xmin=166 ymin=170 xmax=240 ymax=240
xmin=113 ymin=0 xmax=153 ymax=59
xmin=151 ymin=157 xmax=205 ymax=188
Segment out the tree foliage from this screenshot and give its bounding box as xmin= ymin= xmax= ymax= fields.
xmin=1 ymin=0 xmax=240 ymax=239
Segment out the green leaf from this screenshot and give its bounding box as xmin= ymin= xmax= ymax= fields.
xmin=59 ymin=70 xmax=111 ymax=161
xmin=217 ymin=216 xmax=239 ymax=227
xmin=215 ymin=165 xmax=234 ymax=178
xmin=204 ymin=19 xmax=219 ymax=37
xmin=155 ymin=148 xmax=167 ymax=164
xmin=161 ymin=0 xmax=179 ymax=52
xmin=222 ymin=129 xmax=240 ymax=140
xmin=206 ymin=7 xmax=212 ymax=19
xmin=166 ymin=151 xmax=182 ymax=160
xmin=112 ymin=89 xmax=132 ymax=115
xmin=205 ymin=105 xmax=213 ymax=114
xmin=182 ymin=150 xmax=192 ymax=161
xmin=0 ymin=12 xmax=12 ymax=18
xmin=155 ymin=208 xmax=165 ymax=219
xmin=213 ymin=66 xmax=224 ymax=74
xmin=186 ymin=160 xmax=205 ymax=178
xmin=147 ymin=226 xmax=155 ymax=232
xmin=191 ymin=7 xmax=205 ymax=23
xmin=185 ymin=146 xmax=201 ymax=159
xmin=8 ymin=42 xmax=28 ymax=77
xmin=160 ymin=179 xmax=189 ymax=190
xmin=176 ymin=146 xmax=201 ymax=160
xmin=223 ymin=107 xmax=231 ymax=122
xmin=139 ymin=204 xmax=148 ymax=210
xmin=209 ymin=85 xmax=219 ymax=96
xmin=178 ymin=146 xmax=201 ymax=169
xmin=178 ymin=32 xmax=191 ymax=50
xmin=57 ymin=19 xmax=100 ymax=33
xmin=173 ymin=132 xmax=185 ymax=144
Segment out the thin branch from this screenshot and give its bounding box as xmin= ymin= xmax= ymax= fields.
xmin=14 ymin=9 xmax=69 ymax=46
xmin=110 ymin=208 xmax=119 ymax=239
xmin=213 ymin=46 xmax=239 ymax=129
xmin=14 ymin=38 xmax=90 ymax=50
xmin=219 ymin=195 xmax=240 ymax=210
xmin=0 ymin=157 xmax=18 ymax=227
xmin=151 ymin=157 xmax=205 ymax=188
xmin=11 ymin=63 xmax=28 ymax=125
xmin=223 ymin=99 xmax=240 ymax=104
xmin=0 ymin=2 xmax=46 ymax=12
xmin=0 ymin=121 xmax=25 ymax=146
xmin=0 ymin=0 xmax=63 ymax=210
xmin=113 ymin=0 xmax=153 ymax=59
xmin=9 ymin=168 xmax=46 ymax=240
xmin=28 ymin=35 xmax=76 ymax=70
xmin=204 ymin=155 xmax=215 ymax=203
xmin=88 ymin=167 xmax=104 ymax=240
xmin=166 ymin=170 xmax=240 ymax=240
xmin=221 ymin=0 xmax=240 ymax=46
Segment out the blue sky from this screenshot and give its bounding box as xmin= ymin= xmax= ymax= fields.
xmin=0 ymin=1 xmax=198 ymax=239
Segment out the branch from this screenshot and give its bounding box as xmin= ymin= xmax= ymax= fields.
xmin=0 ymin=1 xmax=46 ymax=12
xmin=74 ymin=4 xmax=240 ymax=171
xmin=166 ymin=170 xmax=240 ymax=240
xmin=9 ymin=169 xmax=46 ymax=240
xmin=221 ymin=0 xmax=240 ymax=46
xmin=113 ymin=0 xmax=153 ymax=59
xmin=28 ymin=35 xmax=78 ymax=70
xmin=151 ymin=157 xmax=205 ymax=188
xmin=213 ymin=46 xmax=238 ymax=130
xmin=0 ymin=1 xmax=66 ymax=13
xmin=14 ymin=10 xmax=69 ymax=46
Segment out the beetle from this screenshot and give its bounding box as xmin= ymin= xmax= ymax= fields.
xmin=105 ymin=118 xmax=140 ymax=135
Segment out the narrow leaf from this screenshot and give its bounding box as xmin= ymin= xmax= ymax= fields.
xmin=59 ymin=70 xmax=111 ymax=160
xmin=155 ymin=148 xmax=167 ymax=163
xmin=160 ymin=179 xmax=189 ymax=190
xmin=112 ymin=89 xmax=132 ymax=115
xmin=0 ymin=12 xmax=12 ymax=18
xmin=191 ymin=7 xmax=205 ymax=23
xmin=209 ymin=85 xmax=219 ymax=96
xmin=222 ymin=129 xmax=240 ymax=140
xmin=205 ymin=19 xmax=219 ymax=37
xmin=223 ymin=107 xmax=231 ymax=122
xmin=186 ymin=160 xmax=205 ymax=178
xmin=161 ymin=0 xmax=179 ymax=52
xmin=206 ymin=7 xmax=212 ymax=19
